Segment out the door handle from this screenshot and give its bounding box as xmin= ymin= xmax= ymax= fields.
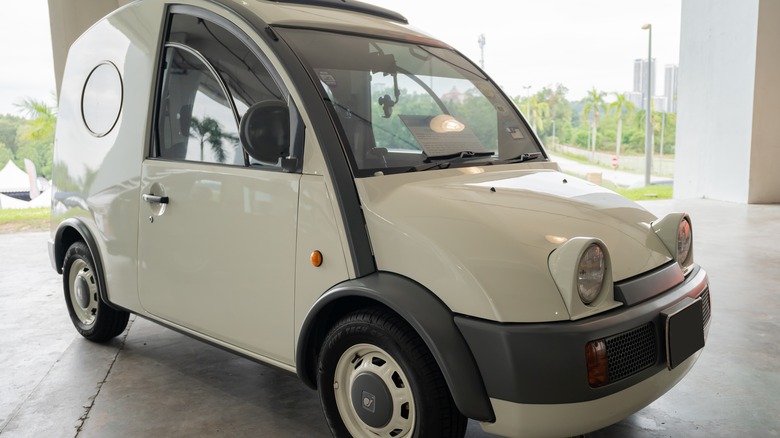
xmin=143 ymin=194 xmax=169 ymax=204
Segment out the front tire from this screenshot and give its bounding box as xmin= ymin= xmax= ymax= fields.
xmin=317 ymin=308 xmax=466 ymax=438
xmin=62 ymin=241 xmax=129 ymax=342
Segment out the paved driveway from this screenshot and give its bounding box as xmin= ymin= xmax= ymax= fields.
xmin=2 ymin=199 xmax=779 ymax=437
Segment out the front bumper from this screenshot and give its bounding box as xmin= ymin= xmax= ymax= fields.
xmin=455 ymin=264 xmax=710 ymax=436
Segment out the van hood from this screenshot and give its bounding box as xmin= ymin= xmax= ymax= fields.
xmin=355 ymin=166 xmax=672 ymax=323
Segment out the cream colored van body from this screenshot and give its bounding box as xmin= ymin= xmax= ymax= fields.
xmin=49 ymin=1 xmax=710 ymax=436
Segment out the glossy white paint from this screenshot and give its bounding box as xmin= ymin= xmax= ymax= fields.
xmin=51 ymin=0 xmax=165 ymax=311
xmin=293 ymin=174 xmax=350 ymax=352
xmin=138 ymin=160 xmax=300 ymax=363
xmin=356 ymin=164 xmax=672 ymax=323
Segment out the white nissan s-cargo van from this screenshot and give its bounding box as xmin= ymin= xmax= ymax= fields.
xmin=48 ymin=1 xmax=711 ymax=436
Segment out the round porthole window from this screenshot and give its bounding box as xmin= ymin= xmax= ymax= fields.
xmin=81 ymin=62 xmax=123 ymax=137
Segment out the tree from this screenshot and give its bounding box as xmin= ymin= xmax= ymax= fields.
xmin=608 ymin=93 xmax=635 ymax=159
xmin=15 ymin=97 xmax=57 ymax=143
xmin=189 ymin=116 xmax=237 ymax=163
xmin=536 ymin=84 xmax=572 ymax=147
xmin=13 ymin=96 xmax=56 ymax=179
xmin=0 ymin=142 xmax=13 ymax=165
xmin=527 ymin=95 xmax=550 ymax=133
xmin=582 ymin=88 xmax=606 ymax=160
xmin=0 ymin=115 xmax=24 ymax=155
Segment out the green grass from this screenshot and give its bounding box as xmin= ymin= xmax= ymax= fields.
xmin=0 ymin=207 xmax=50 ymax=233
xmin=597 ymin=179 xmax=673 ymax=200
xmin=613 ymin=185 xmax=673 ymax=200
xmin=0 ymin=207 xmax=50 ymax=222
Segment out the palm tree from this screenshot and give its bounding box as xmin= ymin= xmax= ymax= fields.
xmin=189 ymin=116 xmax=237 ymax=163
xmin=528 ymin=95 xmax=550 ymax=134
xmin=582 ymin=88 xmax=606 ymax=160
xmin=15 ymin=97 xmax=57 ymax=142
xmin=608 ymin=93 xmax=635 ymax=160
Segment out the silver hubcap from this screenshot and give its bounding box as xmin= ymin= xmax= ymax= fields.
xmin=334 ymin=344 xmax=416 ymax=437
xmin=68 ymin=259 xmax=98 ymax=325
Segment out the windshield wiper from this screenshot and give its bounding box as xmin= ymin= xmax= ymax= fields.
xmin=407 ymin=151 xmax=495 ymax=172
xmin=489 ymin=152 xmax=544 ymax=165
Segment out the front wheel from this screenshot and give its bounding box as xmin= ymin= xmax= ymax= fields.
xmin=317 ymin=308 xmax=466 ymax=438
xmin=62 ymin=241 xmax=129 ymax=342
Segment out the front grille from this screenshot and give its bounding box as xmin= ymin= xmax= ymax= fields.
xmin=701 ymin=288 xmax=711 ymax=326
xmin=605 ymin=323 xmax=658 ymax=383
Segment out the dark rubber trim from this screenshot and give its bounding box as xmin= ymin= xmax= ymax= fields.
xmin=455 ymin=266 xmax=708 ymax=405
xmin=269 ymin=26 xmax=376 ymax=276
xmin=614 ymin=261 xmax=685 ymax=306
xmin=296 ymin=272 xmax=495 ymax=422
xmin=53 ymin=218 xmax=117 ymax=310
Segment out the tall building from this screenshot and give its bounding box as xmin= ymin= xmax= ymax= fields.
xmin=626 ymin=91 xmax=643 ymax=108
xmin=633 ymin=58 xmax=656 ymax=99
xmin=664 ymin=64 xmax=679 ymax=113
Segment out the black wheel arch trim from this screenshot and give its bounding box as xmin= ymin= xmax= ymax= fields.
xmin=296 ymin=271 xmax=495 ymax=422
xmin=54 ymin=218 xmax=117 ymax=310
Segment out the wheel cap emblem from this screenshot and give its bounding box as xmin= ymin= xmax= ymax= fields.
xmin=75 ymin=276 xmax=90 ymax=309
xmin=361 ymin=391 xmax=376 ymax=413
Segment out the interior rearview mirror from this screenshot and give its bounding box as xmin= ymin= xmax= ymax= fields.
xmin=239 ymin=100 xmax=290 ymax=165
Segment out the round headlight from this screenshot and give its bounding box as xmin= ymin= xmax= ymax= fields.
xmin=677 ymin=219 xmax=692 ymax=265
xmin=577 ymin=244 xmax=605 ymax=305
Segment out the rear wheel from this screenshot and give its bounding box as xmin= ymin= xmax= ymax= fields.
xmin=63 ymin=241 xmax=129 ymax=342
xmin=317 ymin=308 xmax=466 ymax=438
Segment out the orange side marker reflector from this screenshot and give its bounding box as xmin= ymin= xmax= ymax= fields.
xmin=311 ymin=250 xmax=323 ymax=267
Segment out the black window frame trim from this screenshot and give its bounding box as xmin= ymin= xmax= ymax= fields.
xmin=151 ymin=5 xmax=300 ymax=171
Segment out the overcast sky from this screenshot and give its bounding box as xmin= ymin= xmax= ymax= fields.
xmin=368 ymin=0 xmax=682 ymax=101
xmin=0 ymin=0 xmax=681 ymax=116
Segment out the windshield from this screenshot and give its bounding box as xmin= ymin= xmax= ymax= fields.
xmin=281 ymin=29 xmax=543 ymax=175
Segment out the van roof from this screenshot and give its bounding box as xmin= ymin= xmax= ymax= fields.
xmin=265 ymin=0 xmax=407 ymax=23
xmin=226 ymin=0 xmax=447 ymax=47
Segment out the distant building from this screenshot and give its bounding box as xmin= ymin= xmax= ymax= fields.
xmin=664 ymin=64 xmax=678 ymax=113
xmin=633 ymin=58 xmax=656 ymax=99
xmin=625 ymin=91 xmax=642 ymax=108
xmin=653 ymin=96 xmax=667 ymax=113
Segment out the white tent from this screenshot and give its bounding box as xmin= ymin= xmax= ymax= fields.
xmin=0 ymin=160 xmax=31 ymax=193
xmin=0 ymin=192 xmax=31 ymax=209
xmin=28 ymin=189 xmax=52 ymax=208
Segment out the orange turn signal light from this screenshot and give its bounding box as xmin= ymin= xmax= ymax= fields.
xmin=311 ymin=250 xmax=323 ymax=267
xmin=585 ymin=339 xmax=609 ymax=388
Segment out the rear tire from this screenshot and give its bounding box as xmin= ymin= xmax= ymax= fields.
xmin=317 ymin=307 xmax=466 ymax=438
xmin=62 ymin=241 xmax=129 ymax=342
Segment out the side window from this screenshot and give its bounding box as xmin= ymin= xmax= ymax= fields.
xmin=155 ymin=13 xmax=287 ymax=167
xmin=158 ymin=47 xmax=241 ymax=164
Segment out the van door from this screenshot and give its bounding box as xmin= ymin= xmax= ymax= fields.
xmin=137 ymin=11 xmax=298 ymax=363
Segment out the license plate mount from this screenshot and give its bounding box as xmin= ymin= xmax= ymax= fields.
xmin=663 ymin=297 xmax=705 ymax=370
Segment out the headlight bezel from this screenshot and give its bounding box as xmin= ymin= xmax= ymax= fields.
xmin=548 ymin=237 xmax=621 ymax=321
xmin=652 ymin=213 xmax=695 ymax=274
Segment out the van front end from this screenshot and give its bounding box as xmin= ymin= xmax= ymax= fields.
xmin=457 ymin=265 xmax=710 ymax=437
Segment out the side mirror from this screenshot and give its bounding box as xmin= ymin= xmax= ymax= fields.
xmin=239 ymin=100 xmax=290 ymax=165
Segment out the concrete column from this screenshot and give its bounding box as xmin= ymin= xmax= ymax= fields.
xmin=48 ymin=0 xmax=132 ymax=96
xmin=675 ymin=0 xmax=780 ymax=203
xmin=748 ymin=0 xmax=780 ymax=203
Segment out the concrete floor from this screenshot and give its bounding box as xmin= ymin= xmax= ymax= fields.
xmin=1 ymin=199 xmax=779 ymax=437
